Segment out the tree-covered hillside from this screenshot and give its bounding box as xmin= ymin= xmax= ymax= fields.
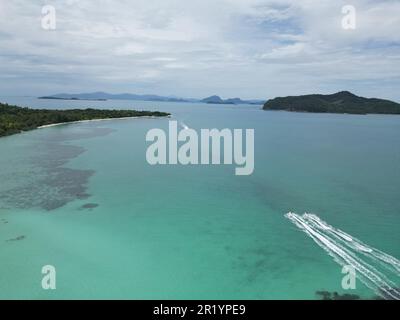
xmin=263 ymin=91 xmax=400 ymax=114
xmin=0 ymin=102 xmax=170 ymax=137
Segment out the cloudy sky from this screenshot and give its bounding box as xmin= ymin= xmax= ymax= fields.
xmin=0 ymin=0 xmax=399 ymax=100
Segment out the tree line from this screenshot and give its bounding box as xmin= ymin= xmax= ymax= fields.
xmin=0 ymin=102 xmax=170 ymax=137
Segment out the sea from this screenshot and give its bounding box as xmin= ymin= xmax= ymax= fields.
xmin=0 ymin=96 xmax=399 ymax=299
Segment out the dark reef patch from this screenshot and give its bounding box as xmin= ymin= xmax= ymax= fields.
xmin=316 ymin=291 xmax=360 ymax=300
xmin=227 ymin=243 xmax=287 ymax=288
xmin=80 ymin=203 xmax=99 ymax=210
xmin=0 ymin=126 xmax=112 ymax=211
xmin=0 ymin=166 xmax=94 ymax=211
xmin=6 ymin=235 xmax=26 ymax=242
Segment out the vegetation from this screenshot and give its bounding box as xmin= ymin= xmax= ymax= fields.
xmin=263 ymin=91 xmax=400 ymax=115
xmin=0 ymin=102 xmax=170 ymax=137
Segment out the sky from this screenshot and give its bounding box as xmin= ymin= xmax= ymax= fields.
xmin=0 ymin=0 xmax=399 ymax=101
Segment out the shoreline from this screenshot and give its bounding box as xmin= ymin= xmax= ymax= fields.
xmin=37 ymin=115 xmax=171 ymax=129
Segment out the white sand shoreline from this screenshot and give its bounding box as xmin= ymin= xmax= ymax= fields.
xmin=37 ymin=115 xmax=171 ymax=129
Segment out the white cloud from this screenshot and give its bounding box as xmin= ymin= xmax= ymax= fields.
xmin=0 ymin=0 xmax=399 ymax=100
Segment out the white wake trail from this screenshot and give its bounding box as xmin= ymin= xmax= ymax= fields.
xmin=304 ymin=213 xmax=400 ymax=274
xmin=179 ymin=121 xmax=189 ymax=130
xmin=285 ymin=212 xmax=400 ymax=300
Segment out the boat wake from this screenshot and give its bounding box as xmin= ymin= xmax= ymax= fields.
xmin=285 ymin=212 xmax=400 ymax=300
xmin=179 ymin=121 xmax=189 ymax=130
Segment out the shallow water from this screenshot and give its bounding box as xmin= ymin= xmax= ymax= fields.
xmin=0 ymin=97 xmax=399 ymax=299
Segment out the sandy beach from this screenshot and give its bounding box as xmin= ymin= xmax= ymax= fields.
xmin=37 ymin=115 xmax=171 ymax=129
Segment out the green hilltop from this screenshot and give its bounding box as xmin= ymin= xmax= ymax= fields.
xmin=263 ymin=91 xmax=400 ymax=115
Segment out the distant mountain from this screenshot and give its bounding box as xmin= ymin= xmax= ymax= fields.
xmin=39 ymin=92 xmax=264 ymax=105
xmin=39 ymin=92 xmax=190 ymax=103
xmin=201 ymin=95 xmax=228 ymax=104
xmin=201 ymin=95 xmax=264 ymax=105
xmin=39 ymin=96 xmax=107 ymax=101
xmin=263 ymin=91 xmax=400 ymax=115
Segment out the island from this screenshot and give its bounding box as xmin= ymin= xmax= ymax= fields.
xmin=263 ymin=91 xmax=400 ymax=115
xmin=39 ymin=96 xmax=107 ymax=101
xmin=40 ymin=92 xmax=265 ymax=105
xmin=39 ymin=92 xmax=194 ymax=103
xmin=201 ymin=95 xmax=264 ymax=105
xmin=201 ymin=95 xmax=234 ymax=104
xmin=0 ymin=102 xmax=170 ymax=137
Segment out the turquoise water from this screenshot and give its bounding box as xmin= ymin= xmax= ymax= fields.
xmin=0 ymin=97 xmax=399 ymax=299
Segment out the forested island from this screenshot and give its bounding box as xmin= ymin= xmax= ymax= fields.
xmin=0 ymin=102 xmax=170 ymax=137
xmin=263 ymin=91 xmax=400 ymax=114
